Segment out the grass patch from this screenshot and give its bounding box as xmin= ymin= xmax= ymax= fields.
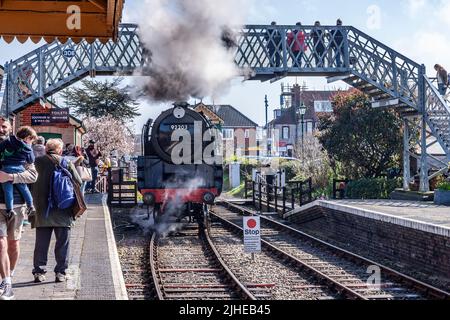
xmin=227 ymin=182 xmax=246 ymax=198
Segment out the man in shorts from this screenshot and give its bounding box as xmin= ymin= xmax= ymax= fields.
xmin=0 ymin=116 xmax=38 ymax=300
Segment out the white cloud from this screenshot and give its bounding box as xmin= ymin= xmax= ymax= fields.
xmin=407 ymin=0 xmax=427 ymax=17
xmin=437 ymin=1 xmax=450 ymax=27
xmin=395 ymin=30 xmax=450 ymax=74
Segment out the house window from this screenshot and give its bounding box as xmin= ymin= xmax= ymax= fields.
xmin=314 ymin=100 xmax=333 ymax=113
xmin=222 ymin=129 xmax=234 ymax=140
xmin=256 ymin=127 xmax=263 ymax=140
xmin=245 ymin=129 xmax=250 ymax=139
xmin=282 ymin=126 xmax=290 ymax=140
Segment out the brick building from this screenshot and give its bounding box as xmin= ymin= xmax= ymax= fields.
xmin=13 ymin=101 xmax=85 ymax=146
xmin=268 ymin=84 xmax=339 ymax=157
xmin=194 ymin=103 xmax=261 ymax=158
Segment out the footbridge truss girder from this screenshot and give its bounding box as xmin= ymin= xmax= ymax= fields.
xmin=1 ymin=24 xmax=449 ymax=191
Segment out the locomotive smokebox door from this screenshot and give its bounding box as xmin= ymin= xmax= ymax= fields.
xmin=173 ymin=107 xmax=186 ymax=119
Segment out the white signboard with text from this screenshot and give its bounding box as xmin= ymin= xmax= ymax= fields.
xmin=243 ymin=216 xmax=261 ymax=253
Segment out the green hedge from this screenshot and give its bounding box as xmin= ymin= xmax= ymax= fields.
xmin=345 ymin=178 xmax=401 ymax=199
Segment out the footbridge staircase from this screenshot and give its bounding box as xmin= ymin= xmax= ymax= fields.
xmin=1 ymin=24 xmax=449 ymax=191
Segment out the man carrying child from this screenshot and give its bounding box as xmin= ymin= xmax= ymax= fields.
xmin=0 ymin=126 xmax=37 ymax=219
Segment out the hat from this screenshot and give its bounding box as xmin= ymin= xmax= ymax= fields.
xmin=89 ymin=140 xmax=95 ymax=144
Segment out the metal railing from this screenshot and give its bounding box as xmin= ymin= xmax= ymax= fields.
xmin=245 ymin=178 xmax=314 ymax=215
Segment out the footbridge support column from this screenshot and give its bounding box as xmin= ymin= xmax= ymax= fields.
xmin=419 ymin=64 xmax=430 ymax=192
xmin=403 ymin=119 xmax=411 ymax=191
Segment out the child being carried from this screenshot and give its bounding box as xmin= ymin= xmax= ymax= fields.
xmin=0 ymin=126 xmax=37 ymax=218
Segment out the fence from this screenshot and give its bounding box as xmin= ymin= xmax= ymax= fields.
xmin=107 ymin=167 xmax=138 ymax=207
xmin=245 ymin=178 xmax=314 ymax=215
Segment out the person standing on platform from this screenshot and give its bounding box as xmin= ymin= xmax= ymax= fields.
xmin=31 ymin=139 xmax=82 ymax=284
xmin=0 ymin=116 xmax=38 ymax=300
xmin=85 ymin=140 xmax=102 ymax=194
xmin=32 ymin=136 xmax=46 ymax=159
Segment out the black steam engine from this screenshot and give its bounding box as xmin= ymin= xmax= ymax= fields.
xmin=138 ymin=102 xmax=223 ymax=223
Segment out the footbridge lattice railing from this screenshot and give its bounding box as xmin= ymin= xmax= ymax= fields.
xmin=1 ymin=24 xmax=449 ymax=191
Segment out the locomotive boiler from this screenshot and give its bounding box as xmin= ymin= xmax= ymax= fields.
xmin=137 ymin=102 xmax=223 ymax=223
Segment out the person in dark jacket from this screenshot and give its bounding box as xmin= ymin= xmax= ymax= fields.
xmin=85 ymin=140 xmax=102 ymax=194
xmin=0 ymin=126 xmax=37 ymax=217
xmin=434 ymin=64 xmax=449 ymax=96
xmin=265 ymin=21 xmax=282 ymax=68
xmin=310 ymin=21 xmax=326 ymax=67
xmin=330 ymin=19 xmax=346 ymax=67
xmin=31 ymin=138 xmax=82 ymax=284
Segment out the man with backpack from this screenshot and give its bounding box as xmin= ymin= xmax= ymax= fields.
xmin=31 ymin=138 xmax=82 ymax=284
xmin=0 ymin=116 xmax=38 ymax=300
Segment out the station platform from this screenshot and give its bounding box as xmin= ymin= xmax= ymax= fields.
xmin=283 ymin=199 xmax=450 ymax=289
xmin=9 ymin=195 xmax=128 ymax=300
xmin=284 ymin=199 xmax=450 ymax=237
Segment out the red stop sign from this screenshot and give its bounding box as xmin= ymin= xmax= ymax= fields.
xmin=247 ymin=219 xmax=257 ymax=229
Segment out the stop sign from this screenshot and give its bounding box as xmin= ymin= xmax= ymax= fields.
xmin=247 ymin=219 xmax=257 ymax=229
xmin=243 ymin=216 xmax=261 ymax=253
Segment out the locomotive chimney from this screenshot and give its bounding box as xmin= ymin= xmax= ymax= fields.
xmin=173 ymin=101 xmax=190 ymax=109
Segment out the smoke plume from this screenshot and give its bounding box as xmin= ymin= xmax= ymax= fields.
xmin=155 ymin=177 xmax=206 ymax=236
xmin=134 ymin=0 xmax=246 ymax=102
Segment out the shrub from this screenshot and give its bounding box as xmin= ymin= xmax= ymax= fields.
xmin=437 ymin=181 xmax=450 ymax=191
xmin=345 ymin=178 xmax=401 ymax=199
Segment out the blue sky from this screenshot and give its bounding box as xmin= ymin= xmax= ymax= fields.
xmin=1 ymin=0 xmax=449 ymax=132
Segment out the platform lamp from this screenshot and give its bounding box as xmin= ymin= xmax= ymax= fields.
xmin=296 ymin=103 xmax=307 ymax=155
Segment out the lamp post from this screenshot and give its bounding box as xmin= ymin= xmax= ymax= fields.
xmin=296 ymin=103 xmax=307 ymax=155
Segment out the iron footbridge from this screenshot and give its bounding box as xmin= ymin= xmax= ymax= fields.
xmin=1 ymin=24 xmax=449 ymax=191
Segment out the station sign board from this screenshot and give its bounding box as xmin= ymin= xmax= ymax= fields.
xmin=31 ymin=108 xmax=70 ymax=126
xmin=243 ymin=216 xmax=261 ymax=254
xmin=63 ymin=48 xmax=76 ymax=58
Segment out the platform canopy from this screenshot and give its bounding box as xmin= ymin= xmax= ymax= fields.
xmin=0 ymin=0 xmax=124 ymax=44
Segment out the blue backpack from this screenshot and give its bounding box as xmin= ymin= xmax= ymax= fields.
xmin=45 ymin=157 xmax=75 ymax=218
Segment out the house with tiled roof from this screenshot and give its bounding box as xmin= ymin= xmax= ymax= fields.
xmin=268 ymin=84 xmax=339 ymax=157
xmin=194 ymin=103 xmax=261 ymax=158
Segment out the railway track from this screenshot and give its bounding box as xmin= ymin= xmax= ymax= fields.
xmin=211 ymin=201 xmax=450 ymax=301
xmin=150 ymin=225 xmax=255 ymax=300
xmin=208 ymin=221 xmax=343 ymax=300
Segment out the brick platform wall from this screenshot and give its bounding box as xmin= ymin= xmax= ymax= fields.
xmin=287 ymin=207 xmax=450 ymax=289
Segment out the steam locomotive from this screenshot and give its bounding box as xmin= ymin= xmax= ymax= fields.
xmin=137 ymin=102 xmax=223 ymax=223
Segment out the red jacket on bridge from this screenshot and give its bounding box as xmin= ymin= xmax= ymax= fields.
xmin=287 ymin=30 xmax=308 ymax=53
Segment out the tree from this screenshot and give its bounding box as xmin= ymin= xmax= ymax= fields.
xmin=317 ymin=89 xmax=403 ymax=179
xmin=294 ymin=135 xmax=332 ymax=189
xmin=60 ymin=78 xmax=140 ymax=121
xmin=82 ymin=115 xmax=135 ymax=157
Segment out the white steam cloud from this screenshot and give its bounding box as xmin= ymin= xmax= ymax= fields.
xmin=134 ymin=0 xmax=247 ymax=102
xmin=155 ymin=177 xmax=206 ymax=236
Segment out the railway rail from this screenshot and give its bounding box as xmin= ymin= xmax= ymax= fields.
xmin=149 ymin=225 xmax=255 ymax=300
xmin=208 ymin=220 xmax=343 ymax=300
xmin=210 ymin=201 xmax=450 ymax=300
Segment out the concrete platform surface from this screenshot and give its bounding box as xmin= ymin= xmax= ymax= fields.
xmin=320 ymin=199 xmax=450 ymax=237
xmin=7 ymin=195 xmax=127 ymax=300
